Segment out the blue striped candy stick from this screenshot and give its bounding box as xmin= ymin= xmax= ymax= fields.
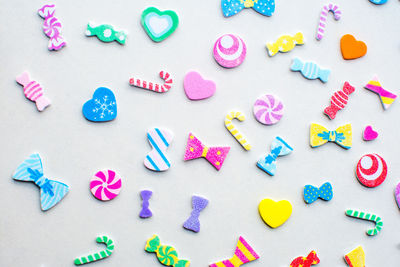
xmin=74 ymin=236 xmax=114 ymax=265
xmin=144 ymin=128 xmax=174 ymax=171
xmin=290 ymin=58 xmax=331 ymax=83
xmin=345 ymin=209 xmax=383 ymax=236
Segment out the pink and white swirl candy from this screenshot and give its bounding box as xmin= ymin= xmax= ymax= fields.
xmin=38 ymin=4 xmax=66 ymax=51
xmin=213 ymin=34 xmax=246 ymax=68
xmin=253 ymin=94 xmax=284 ymax=125
xmin=90 ymin=170 xmax=122 ymax=201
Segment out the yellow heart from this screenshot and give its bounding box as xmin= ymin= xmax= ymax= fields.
xmin=258 ymin=199 xmax=292 ymax=228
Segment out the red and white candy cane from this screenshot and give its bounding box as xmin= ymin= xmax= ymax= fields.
xmin=129 ymin=71 xmax=172 ymax=93
xmin=316 ymin=3 xmax=342 ymax=41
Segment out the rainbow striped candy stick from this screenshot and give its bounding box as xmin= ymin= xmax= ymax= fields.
xmin=316 ymin=3 xmax=342 ymax=41
xmin=129 ymin=71 xmax=172 ymax=93
xmin=365 ymin=75 xmax=397 ymax=110
xmin=209 ymin=236 xmax=259 ymax=267
xmin=225 ymin=111 xmax=251 ymax=151
xmin=345 ymin=209 xmax=383 ymax=236
xmin=74 ymin=236 xmax=114 ymax=265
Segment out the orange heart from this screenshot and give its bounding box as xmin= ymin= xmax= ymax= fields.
xmin=340 ymin=34 xmax=367 ymax=60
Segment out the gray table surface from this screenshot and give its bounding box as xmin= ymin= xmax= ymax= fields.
xmin=1 ymin=0 xmax=400 ymax=266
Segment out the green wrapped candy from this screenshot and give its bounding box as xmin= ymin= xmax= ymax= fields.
xmin=85 ymin=23 xmax=127 ymax=44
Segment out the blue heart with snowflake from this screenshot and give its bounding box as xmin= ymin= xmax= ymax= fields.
xmin=82 ymin=87 xmax=117 ymax=122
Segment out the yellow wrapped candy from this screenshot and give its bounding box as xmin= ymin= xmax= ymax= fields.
xmin=266 ymin=32 xmax=304 ymax=57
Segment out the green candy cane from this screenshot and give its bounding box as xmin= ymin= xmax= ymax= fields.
xmin=145 ymin=235 xmax=190 ymax=267
xmin=74 ymin=235 xmax=114 ymax=265
xmin=346 ymin=209 xmax=383 ymax=236
xmin=86 ymin=23 xmax=127 ymax=44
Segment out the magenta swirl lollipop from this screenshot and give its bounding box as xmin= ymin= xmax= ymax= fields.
xmin=253 ymin=94 xmax=284 ymax=125
xmin=90 ymin=169 xmax=122 ymax=201
xmin=213 ymin=34 xmax=246 ymax=68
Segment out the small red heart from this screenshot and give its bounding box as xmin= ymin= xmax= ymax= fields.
xmin=363 ymin=125 xmax=378 ymax=141
xmin=340 ymin=34 xmax=367 ymax=60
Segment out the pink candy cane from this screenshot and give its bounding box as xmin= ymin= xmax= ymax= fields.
xmin=316 ymin=3 xmax=342 ymax=41
xmin=38 ymin=4 xmax=66 ymax=50
xmin=129 ymin=71 xmax=172 ymax=93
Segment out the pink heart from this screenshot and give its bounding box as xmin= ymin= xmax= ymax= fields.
xmin=184 ymin=71 xmax=216 ymax=100
xmin=363 ymin=125 xmax=378 ymax=141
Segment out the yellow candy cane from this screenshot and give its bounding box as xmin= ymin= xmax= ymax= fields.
xmin=225 ymin=111 xmax=251 ymax=151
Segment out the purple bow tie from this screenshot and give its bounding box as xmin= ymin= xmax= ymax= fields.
xmin=140 ymin=190 xmax=153 ymax=218
xmin=183 ymin=195 xmax=208 ymax=232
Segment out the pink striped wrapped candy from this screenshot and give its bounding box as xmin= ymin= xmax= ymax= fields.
xmin=90 ymin=170 xmax=122 ymax=201
xmin=16 ymin=72 xmax=51 ymax=111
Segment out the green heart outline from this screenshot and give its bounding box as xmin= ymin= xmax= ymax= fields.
xmin=141 ymin=7 xmax=179 ymax=42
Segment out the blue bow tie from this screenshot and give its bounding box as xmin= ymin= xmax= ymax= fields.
xmin=257 ymin=136 xmax=293 ymax=176
xmin=13 ymin=153 xmax=69 ymax=211
xmin=221 ymin=0 xmax=275 ymax=17
xmin=303 ymin=182 xmax=333 ymax=204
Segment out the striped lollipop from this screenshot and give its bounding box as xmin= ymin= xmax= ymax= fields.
xmin=213 ymin=34 xmax=246 ymax=68
xmin=90 ymin=170 xmax=122 ymax=201
xmin=356 ymin=154 xmax=387 ymax=188
xmin=253 ymin=94 xmax=284 ymax=125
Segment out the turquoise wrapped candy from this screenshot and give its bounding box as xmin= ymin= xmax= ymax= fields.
xmin=85 ymin=23 xmax=127 ymax=44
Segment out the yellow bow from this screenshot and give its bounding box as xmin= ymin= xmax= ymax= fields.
xmin=310 ymin=123 xmax=352 ymax=149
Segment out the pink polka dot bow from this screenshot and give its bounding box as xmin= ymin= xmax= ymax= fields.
xmin=184 ymin=133 xmax=230 ymax=171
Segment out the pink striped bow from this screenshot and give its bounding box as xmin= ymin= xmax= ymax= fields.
xmin=184 ymin=133 xmax=230 ymax=171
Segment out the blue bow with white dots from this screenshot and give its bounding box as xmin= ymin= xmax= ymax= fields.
xmin=221 ymin=0 xmax=275 ymax=17
xmin=303 ymin=182 xmax=333 ymax=204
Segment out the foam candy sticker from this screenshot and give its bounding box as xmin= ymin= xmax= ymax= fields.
xmin=369 ymin=0 xmax=388 ymax=4
xmin=258 ymin=199 xmax=292 ymax=228
xmin=209 ymin=236 xmax=259 ymax=267
xmin=141 ymin=7 xmax=179 ymax=42
xmin=129 ymin=71 xmax=172 ymax=93
xmin=266 ymin=32 xmax=304 ymax=57
xmin=13 ymin=153 xmax=69 ymax=211
xmin=290 ymin=251 xmax=320 ymax=267
xmin=304 ymin=182 xmax=333 ymax=204
xmin=253 ymin=94 xmax=284 ymax=125
xmin=38 ymin=4 xmax=66 ymax=50
xmin=316 ymin=3 xmax=341 ymax=41
xmin=356 ymin=154 xmax=387 ymax=188
xmin=344 ymin=246 xmax=365 ymax=267
xmin=221 ymin=0 xmax=275 ymax=17
xmin=257 ymin=136 xmax=293 ymax=176
xmin=213 ymin=34 xmax=246 ymax=68
xmin=340 ymin=34 xmax=367 ymax=60
xmin=183 ymin=71 xmax=216 ymax=100
xmin=324 ymin=82 xmax=355 ymax=120
xmin=395 ymin=183 xmax=400 ymax=209
xmin=16 ymin=72 xmax=51 ymax=111
xmin=74 ymin=236 xmax=114 ymax=265
xmin=310 ymin=123 xmax=352 ymax=149
xmin=140 ymin=190 xmax=153 ymax=218
xmin=184 ymin=133 xmax=230 ymax=171
xmin=363 ymin=126 xmax=378 ymax=141
xmin=145 ymin=235 xmax=190 ymax=267
xmin=345 ymin=209 xmax=383 ymax=236
xmin=291 ymin=58 xmax=330 ymax=83
xmin=183 ymin=195 xmax=209 ymax=233
xmin=225 ymin=111 xmax=252 ymax=151
xmin=144 ymin=128 xmax=173 ymax=171
xmin=82 ymin=87 xmax=117 ymax=122
xmin=90 ymin=170 xmax=122 ymax=201
xmin=86 ymin=23 xmax=126 ymax=44
xmin=364 ymin=75 xmax=397 ymax=110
